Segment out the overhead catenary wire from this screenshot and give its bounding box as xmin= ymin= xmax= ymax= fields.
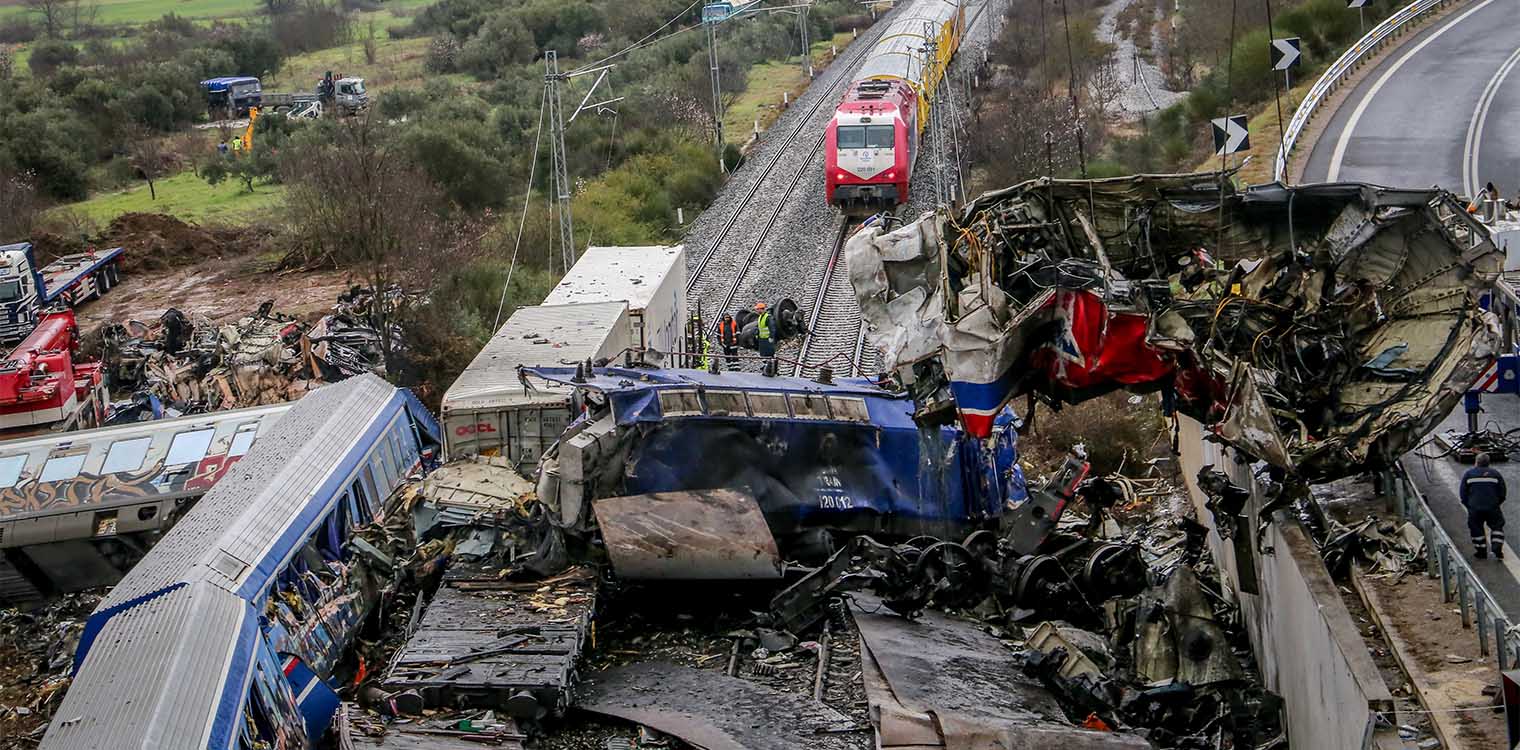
xmin=494 ymin=87 xmax=548 ymax=332
xmin=566 ymin=0 xmax=705 ymax=76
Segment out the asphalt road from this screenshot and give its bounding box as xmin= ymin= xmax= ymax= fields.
xmin=1300 ymin=0 xmax=1520 ymax=195
xmin=1297 ymin=2 xmax=1520 ymax=608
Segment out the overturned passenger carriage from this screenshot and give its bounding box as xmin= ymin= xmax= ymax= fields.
xmin=42 ymin=374 xmax=440 ymax=750
xmin=847 ymin=175 xmax=1503 ymax=480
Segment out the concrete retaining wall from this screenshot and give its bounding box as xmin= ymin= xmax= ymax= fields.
xmin=1176 ymin=417 xmax=1397 ymax=750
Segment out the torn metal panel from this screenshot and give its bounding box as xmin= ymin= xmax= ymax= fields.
xmin=1133 ymin=565 xmax=1242 ymax=687
xmin=848 ymin=174 xmax=1503 ymax=480
xmin=850 ymin=594 xmax=1149 ymax=750
xmin=846 ymin=212 xmax=950 ymax=367
xmin=575 ymin=661 xmax=859 ymax=750
xmin=593 ymin=489 xmax=783 ymax=580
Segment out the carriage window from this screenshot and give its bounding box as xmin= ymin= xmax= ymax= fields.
xmin=788 ymin=393 xmax=831 ymax=420
xmin=0 ymin=455 xmax=28 ymax=487
xmin=866 ymin=125 xmax=895 ymax=148
xmin=836 ymin=125 xmax=866 ymax=149
xmin=228 ymin=429 xmax=258 ymax=457
xmin=705 ymin=390 xmax=748 ymax=417
xmin=102 ymin=437 xmax=152 ymax=473
xmin=748 ymin=393 xmax=790 ymax=418
xmin=352 ymin=479 xmax=374 ymax=518
xmin=372 ymin=455 xmax=394 ymax=493
xmin=40 ymin=454 xmax=87 ymax=482
xmin=165 ymin=428 xmax=215 ymax=466
xmin=362 ymin=466 xmax=381 ymax=510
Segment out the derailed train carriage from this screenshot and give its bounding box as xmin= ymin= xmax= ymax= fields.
xmin=41 ymin=375 xmax=440 ymax=750
xmin=529 ymin=366 xmax=1026 ymax=576
xmin=825 ymin=0 xmax=965 ymax=212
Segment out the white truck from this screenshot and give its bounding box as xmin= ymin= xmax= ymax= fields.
xmin=440 ymin=244 xmax=688 ymax=467
xmin=0 ymin=242 xmax=124 ymax=343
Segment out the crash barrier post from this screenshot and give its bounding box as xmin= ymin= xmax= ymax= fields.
xmin=1273 ymin=0 xmax=1463 ymax=183
xmin=1386 ymin=465 xmax=1519 ymax=670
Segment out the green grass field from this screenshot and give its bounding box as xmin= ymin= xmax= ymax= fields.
xmin=723 ymin=31 xmax=854 ymax=145
xmin=268 ymin=33 xmax=435 ymax=91
xmin=57 ymin=169 xmax=286 ymax=226
xmin=0 ymin=0 xmax=431 ymax=26
xmin=0 ymin=0 xmax=260 ymax=25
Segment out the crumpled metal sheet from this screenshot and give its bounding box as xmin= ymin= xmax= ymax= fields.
xmin=846 ymin=210 xmax=950 ymax=368
xmin=575 ymin=662 xmax=857 ymax=750
xmin=850 ymin=594 xmax=1149 ymax=750
xmin=593 ymin=489 xmax=782 ymax=580
xmin=849 ymin=174 xmax=1504 ymax=481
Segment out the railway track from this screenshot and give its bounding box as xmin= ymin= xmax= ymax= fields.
xmin=684 ymin=14 xmax=892 ymax=333
xmin=794 ymin=218 xmax=872 ymax=378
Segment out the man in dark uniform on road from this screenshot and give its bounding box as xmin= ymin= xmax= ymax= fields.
xmin=1461 ymin=452 xmax=1507 ymax=559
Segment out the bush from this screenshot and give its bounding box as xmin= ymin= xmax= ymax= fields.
xmin=1022 ymin=393 xmax=1164 ymax=477
xmin=458 ymin=12 xmax=533 ymax=77
xmin=211 ymin=26 xmax=284 ymax=77
xmin=400 ymin=121 xmax=510 ymax=210
xmin=425 ymin=35 xmax=462 ymax=73
xmin=0 ymin=17 xmax=37 ymax=44
xmin=28 ymin=39 xmax=80 ymax=77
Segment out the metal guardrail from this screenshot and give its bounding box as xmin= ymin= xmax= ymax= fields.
xmin=1273 ymin=0 xmax=1461 ymax=182
xmin=1385 ymin=465 xmax=1520 ymax=668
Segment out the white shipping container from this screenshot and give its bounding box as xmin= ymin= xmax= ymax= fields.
xmin=441 ymin=301 xmax=632 ymax=466
xmin=542 ymin=245 xmax=688 ymax=354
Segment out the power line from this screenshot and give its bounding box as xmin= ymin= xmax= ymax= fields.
xmin=568 ymin=0 xmax=705 ymax=76
xmin=494 ymin=86 xmax=548 ymax=332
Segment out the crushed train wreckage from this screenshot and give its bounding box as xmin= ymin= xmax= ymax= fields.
xmin=847 ymin=175 xmax=1503 ymax=481
xmin=98 ymin=286 xmax=408 ymax=417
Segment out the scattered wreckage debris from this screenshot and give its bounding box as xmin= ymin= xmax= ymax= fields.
xmin=337 ymin=702 xmax=528 ymax=750
xmin=379 ymin=566 xmax=596 ymax=722
xmin=0 ymin=592 xmax=98 ymax=744
xmin=848 ymin=175 xmax=1503 ymax=481
xmin=576 ymin=661 xmax=861 ymax=750
xmin=97 ymin=285 xmax=408 ymax=414
xmin=852 ymin=593 xmax=1147 ymax=750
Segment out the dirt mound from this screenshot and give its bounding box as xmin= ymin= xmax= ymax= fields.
xmin=97 ymin=213 xmax=272 ymax=273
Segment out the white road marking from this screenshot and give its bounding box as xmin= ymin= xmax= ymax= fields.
xmin=1464 ymin=43 xmax=1520 ymax=196
xmin=1327 ymin=0 xmax=1496 ymax=181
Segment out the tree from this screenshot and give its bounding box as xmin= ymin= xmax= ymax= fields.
xmin=0 ymin=171 xmax=40 ymax=240
xmin=280 ymin=118 xmax=460 ymax=374
xmin=123 ymin=126 xmax=170 ymax=201
xmin=26 ymin=38 xmax=78 ymax=76
xmin=24 ymin=0 xmax=64 ymax=38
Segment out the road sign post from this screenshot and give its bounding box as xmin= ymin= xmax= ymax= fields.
xmin=1211 ymin=115 xmax=1250 ymax=156
xmin=1271 ymin=36 xmax=1301 ymax=97
xmin=1346 ymin=0 xmax=1368 ymax=34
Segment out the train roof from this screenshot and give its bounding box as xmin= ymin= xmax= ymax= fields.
xmin=0 ymin=402 xmax=292 ymax=525
xmin=854 ymin=0 xmax=962 ymax=85
xmin=442 ymin=301 xmax=630 ymax=412
xmin=541 ymin=245 xmax=685 ymax=310
xmin=43 ymin=580 xmax=250 ymax=750
xmin=97 ymin=374 xmax=434 ymax=608
xmin=44 ymin=375 xmax=440 ymax=750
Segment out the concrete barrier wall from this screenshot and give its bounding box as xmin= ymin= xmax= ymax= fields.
xmin=1176 ymin=417 xmax=1396 ymax=750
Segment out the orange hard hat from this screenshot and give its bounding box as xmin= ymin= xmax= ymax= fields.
xmin=755 ymin=302 xmax=767 ymax=310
